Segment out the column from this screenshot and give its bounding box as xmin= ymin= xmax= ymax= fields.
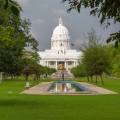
xmin=66 ymin=61 xmax=69 ymax=71
xmin=64 ymin=85 xmax=67 ymax=93
xmin=47 ymin=61 xmax=49 ymax=67
xmin=65 ymin=61 xmax=67 ymax=70
xmin=56 ymin=61 xmax=57 ymax=70
xmin=74 ymin=61 xmax=76 ymax=67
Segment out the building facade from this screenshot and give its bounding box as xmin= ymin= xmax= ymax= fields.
xmin=38 ymin=18 xmax=82 ymax=71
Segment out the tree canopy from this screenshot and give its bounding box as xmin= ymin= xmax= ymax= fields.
xmin=0 ymin=0 xmax=39 ymax=77
xmin=63 ymin=0 xmax=120 ymax=47
xmin=71 ymin=30 xmax=111 ymax=83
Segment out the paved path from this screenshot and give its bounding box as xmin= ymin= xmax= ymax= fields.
xmin=21 ymin=82 xmax=118 ymax=95
xmin=21 ymin=82 xmax=51 ymax=95
xmin=79 ymin=82 xmax=118 ymax=95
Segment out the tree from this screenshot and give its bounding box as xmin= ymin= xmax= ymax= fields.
xmin=0 ymin=26 xmax=24 ymax=75
xmin=71 ymin=64 xmax=86 ymax=77
xmin=0 ymin=22 xmax=38 ymax=75
xmin=83 ymin=45 xmax=111 ymax=84
xmin=81 ymin=31 xmax=111 ymax=84
xmin=22 ymin=51 xmax=56 ymax=87
xmin=22 ymin=50 xmax=41 ymax=87
xmin=63 ymin=0 xmax=120 ymax=47
xmin=42 ymin=66 xmax=56 ymax=76
xmin=0 ymin=0 xmax=38 ymax=79
xmin=0 ymin=0 xmax=38 ymax=51
xmin=0 ymin=0 xmax=22 ymax=25
xmin=107 ymin=44 xmax=120 ymax=77
xmin=20 ymin=19 xmax=38 ymax=51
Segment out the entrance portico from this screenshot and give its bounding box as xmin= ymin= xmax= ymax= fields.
xmin=43 ymin=59 xmax=79 ymax=71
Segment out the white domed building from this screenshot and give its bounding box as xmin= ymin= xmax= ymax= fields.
xmin=38 ymin=18 xmax=82 ymax=71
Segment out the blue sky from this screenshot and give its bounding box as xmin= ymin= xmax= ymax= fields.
xmin=16 ymin=0 xmax=120 ymax=50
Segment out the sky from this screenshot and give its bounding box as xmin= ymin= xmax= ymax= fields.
xmin=16 ymin=0 xmax=120 ymax=50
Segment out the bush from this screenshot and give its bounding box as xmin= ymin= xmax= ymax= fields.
xmin=71 ymin=64 xmax=86 ymax=77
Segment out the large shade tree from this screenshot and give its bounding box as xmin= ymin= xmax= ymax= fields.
xmin=82 ymin=44 xmax=111 ymax=84
xmin=82 ymin=30 xmax=111 ymax=84
xmin=0 ymin=0 xmax=38 ymax=80
xmin=63 ymin=0 xmax=120 ymax=47
xmin=0 ymin=26 xmax=25 ymax=75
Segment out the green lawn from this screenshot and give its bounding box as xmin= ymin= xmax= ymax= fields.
xmin=0 ymin=77 xmax=120 ymax=120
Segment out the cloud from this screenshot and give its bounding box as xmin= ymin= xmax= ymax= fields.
xmin=73 ymin=38 xmax=87 ymax=49
xmin=15 ymin=0 xmax=30 ymax=6
xmin=30 ymin=29 xmax=39 ymax=40
xmin=32 ymin=19 xmax=45 ymax=25
xmin=51 ymin=8 xmax=67 ymax=16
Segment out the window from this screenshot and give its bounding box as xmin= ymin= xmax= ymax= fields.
xmin=49 ymin=61 xmax=55 ymax=65
xmin=68 ymin=61 xmax=73 ymax=65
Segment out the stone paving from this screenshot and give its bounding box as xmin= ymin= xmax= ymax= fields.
xmin=21 ymin=82 xmax=118 ymax=95
xmin=21 ymin=82 xmax=51 ymax=95
xmin=79 ymin=82 xmax=118 ymax=95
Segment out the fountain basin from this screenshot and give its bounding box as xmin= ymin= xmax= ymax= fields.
xmin=48 ymin=80 xmax=90 ymax=94
xmin=22 ymin=81 xmax=118 ymax=95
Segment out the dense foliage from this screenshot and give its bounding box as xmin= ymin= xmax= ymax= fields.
xmin=108 ymin=45 xmax=120 ymax=77
xmin=71 ymin=30 xmax=112 ymax=83
xmin=71 ymin=64 xmax=86 ymax=77
xmin=22 ymin=52 xmax=56 ymax=83
xmin=72 ymin=43 xmax=120 ymax=78
xmin=0 ymin=0 xmax=56 ymax=81
xmin=82 ymin=44 xmax=111 ymax=81
xmin=0 ymin=26 xmax=24 ymax=75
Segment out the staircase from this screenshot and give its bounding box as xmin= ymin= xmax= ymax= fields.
xmin=51 ymin=70 xmax=74 ymax=80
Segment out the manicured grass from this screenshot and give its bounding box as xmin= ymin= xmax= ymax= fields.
xmin=0 ymin=77 xmax=120 ymax=120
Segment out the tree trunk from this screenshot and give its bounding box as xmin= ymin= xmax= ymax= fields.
xmin=87 ymin=76 xmax=89 ymax=82
xmin=0 ymin=72 xmax=3 ymax=83
xmin=100 ymin=74 xmax=104 ymax=85
xmin=25 ymin=75 xmax=30 ymax=88
xmin=95 ymin=75 xmax=98 ymax=84
xmin=39 ymin=75 xmax=41 ymax=81
xmin=90 ymin=76 xmax=93 ymax=83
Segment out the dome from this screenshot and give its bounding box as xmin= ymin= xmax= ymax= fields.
xmin=51 ymin=17 xmax=70 ymax=50
xmin=51 ymin=17 xmax=70 ymax=40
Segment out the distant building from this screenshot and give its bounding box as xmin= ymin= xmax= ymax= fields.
xmin=38 ymin=17 xmax=82 ymax=71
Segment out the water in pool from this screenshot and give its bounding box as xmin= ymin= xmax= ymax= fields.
xmin=48 ymin=80 xmax=90 ymax=94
